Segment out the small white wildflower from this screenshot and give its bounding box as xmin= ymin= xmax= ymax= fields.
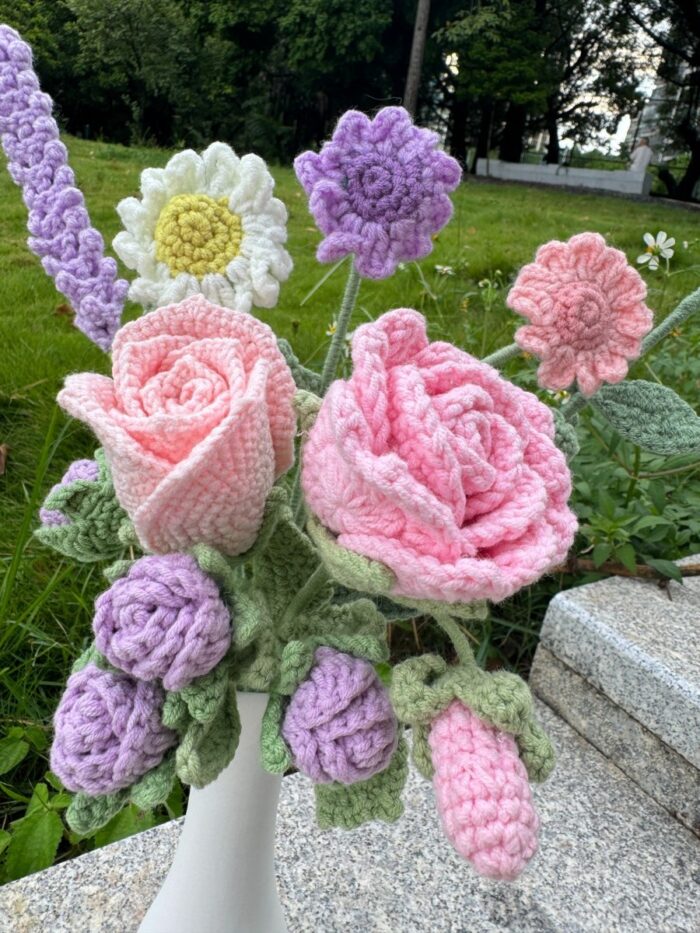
xmin=326 ymin=321 xmax=337 ymax=337
xmin=637 ymin=231 xmax=675 ymax=270
xmin=478 ymin=278 xmax=490 ymax=288
xmin=435 ymin=264 xmax=455 ymax=276
xmin=683 ymin=240 xmax=689 ymax=250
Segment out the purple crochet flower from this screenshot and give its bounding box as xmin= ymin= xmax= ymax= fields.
xmin=294 ymin=107 xmax=461 ymax=279
xmin=0 ymin=26 xmax=127 ymax=350
xmin=93 ymin=554 xmax=232 ymax=692
xmin=50 ymin=664 xmax=176 ymax=796
xmin=39 ymin=458 xmax=99 ymax=526
xmin=282 ymin=647 xmax=398 ymax=784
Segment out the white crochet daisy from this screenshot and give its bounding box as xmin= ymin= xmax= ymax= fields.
xmin=113 ymin=143 xmax=292 ymax=313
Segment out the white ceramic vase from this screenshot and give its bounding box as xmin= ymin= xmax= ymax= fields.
xmin=139 ymin=691 xmax=288 ymax=933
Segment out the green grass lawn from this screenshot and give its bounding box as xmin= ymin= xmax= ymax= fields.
xmin=1 ymin=135 xmax=699 ymax=873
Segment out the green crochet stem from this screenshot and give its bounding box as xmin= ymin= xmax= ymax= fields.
xmin=278 ymin=563 xmax=330 ymax=629
xmin=319 ymin=260 xmax=361 ymax=394
xmin=482 ymin=343 xmax=521 ymax=368
xmin=432 ymin=611 xmax=477 ymax=668
xmin=561 ymin=391 xmax=589 ymax=423
xmin=641 ymin=284 xmax=700 ymax=355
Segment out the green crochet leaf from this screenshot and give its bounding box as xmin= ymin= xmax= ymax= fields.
xmin=390 ymin=655 xmax=550 ymax=783
xmin=306 ymin=515 xmax=396 ymax=595
xmin=175 ymin=681 xmax=241 ymax=788
xmin=411 ymin=723 xmax=434 ymax=780
xmin=35 ymin=449 xmax=128 ymax=562
xmin=278 ymin=339 xmax=323 ymax=395
xmin=70 ymin=644 xmax=110 ymax=675
xmin=66 ymin=789 xmax=128 ymax=836
xmin=294 ymin=388 xmax=323 ymax=433
xmin=308 ymin=516 xmax=488 ymax=621
xmin=552 ymin=408 xmax=580 ymax=461
xmin=260 ymin=694 xmax=292 ymax=774
xmin=129 ymin=753 xmax=177 ymax=810
xmin=315 ymin=735 xmax=409 ymax=829
xmin=332 ymin=587 xmax=421 ymax=622
xmin=592 ymin=381 xmax=700 ymax=455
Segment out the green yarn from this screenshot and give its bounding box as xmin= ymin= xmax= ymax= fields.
xmin=307 ymin=515 xmax=488 ymax=620
xmin=315 ymin=735 xmax=408 ymax=829
xmin=129 ymin=753 xmax=177 ymax=810
xmin=260 ymin=694 xmax=292 ymax=773
xmin=35 ymin=449 xmax=128 ymax=562
xmin=411 ymin=723 xmax=434 ymax=780
xmin=307 ymin=514 xmax=397 ymax=595
xmin=174 ymin=680 xmax=241 ymax=788
xmin=553 ymin=408 xmax=580 ymax=461
xmin=66 ymin=789 xmax=128 ymax=836
xmin=278 ymin=340 xmax=323 ymax=395
xmin=390 ymin=654 xmax=553 ymax=783
xmin=293 ymin=389 xmax=323 ymax=434
xmin=592 ymin=380 xmax=700 ymax=455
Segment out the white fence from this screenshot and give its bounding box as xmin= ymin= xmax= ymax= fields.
xmin=475 ymin=158 xmax=652 ymax=196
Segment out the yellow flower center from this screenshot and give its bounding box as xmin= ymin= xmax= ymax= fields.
xmin=154 ymin=194 xmax=242 ymax=278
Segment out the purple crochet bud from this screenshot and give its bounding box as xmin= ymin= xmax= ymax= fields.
xmin=93 ymin=554 xmax=232 ymax=692
xmin=282 ymin=647 xmax=398 ymax=784
xmin=39 ymin=458 xmax=99 ymax=526
xmin=51 ymin=664 xmax=176 ymax=795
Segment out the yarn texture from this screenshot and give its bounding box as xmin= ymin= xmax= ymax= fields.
xmin=113 ymin=143 xmax=292 ymax=313
xmin=39 ymin=458 xmax=99 ymax=526
xmin=315 ymin=734 xmax=408 ymax=829
xmin=0 ymin=26 xmax=127 ymax=349
xmin=295 ymin=106 xmax=461 ymax=279
xmin=281 ymin=646 xmax=397 ymax=784
xmin=302 ymin=308 xmax=577 ymax=604
xmin=591 ymin=379 xmax=700 ymax=455
xmin=35 ymin=449 xmax=128 ymax=562
xmin=429 ymin=700 xmax=539 ymax=880
xmin=93 ymin=554 xmax=232 ymax=692
xmin=507 ymin=232 xmax=653 ymax=397
xmin=51 ymin=664 xmax=176 ymax=796
xmin=57 ymin=296 xmax=297 ymax=556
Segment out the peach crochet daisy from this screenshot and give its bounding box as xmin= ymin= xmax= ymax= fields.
xmin=507 ymin=233 xmax=653 ymax=397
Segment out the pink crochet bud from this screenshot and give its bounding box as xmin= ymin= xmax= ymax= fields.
xmin=429 ymin=700 xmax=539 ymax=881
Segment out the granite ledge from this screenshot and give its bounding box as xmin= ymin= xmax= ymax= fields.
xmin=1 ymin=702 xmax=698 ymax=933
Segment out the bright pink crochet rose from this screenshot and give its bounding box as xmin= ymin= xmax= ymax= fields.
xmin=58 ymin=295 xmax=296 ymax=555
xmin=301 ymin=309 xmax=576 ymax=604
xmin=507 ymin=232 xmax=653 ymax=397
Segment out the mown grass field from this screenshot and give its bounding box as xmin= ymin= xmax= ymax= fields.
xmin=1 ymin=135 xmax=699 ymax=874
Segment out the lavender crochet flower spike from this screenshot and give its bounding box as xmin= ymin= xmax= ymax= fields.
xmin=295 ymin=106 xmax=461 ymax=279
xmin=0 ymin=25 xmax=128 ymax=350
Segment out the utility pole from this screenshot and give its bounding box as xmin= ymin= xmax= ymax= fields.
xmin=403 ymin=0 xmax=431 ymax=116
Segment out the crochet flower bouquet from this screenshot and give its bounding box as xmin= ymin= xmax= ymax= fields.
xmin=4 ymin=24 xmax=700 ymax=885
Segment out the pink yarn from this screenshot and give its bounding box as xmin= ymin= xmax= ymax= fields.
xmin=429 ymin=700 xmax=539 ymax=880
xmin=301 ymin=309 xmax=576 ymax=604
xmin=57 ymin=296 xmax=296 ymax=556
xmin=507 ymin=232 xmax=653 ymax=397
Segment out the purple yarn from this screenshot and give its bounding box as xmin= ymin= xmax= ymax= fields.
xmin=294 ymin=106 xmax=461 ymax=279
xmin=0 ymin=26 xmax=127 ymax=350
xmin=50 ymin=664 xmax=176 ymax=796
xmin=93 ymin=554 xmax=232 ymax=692
xmin=39 ymin=458 xmax=99 ymax=526
xmin=282 ymin=647 xmax=398 ymax=784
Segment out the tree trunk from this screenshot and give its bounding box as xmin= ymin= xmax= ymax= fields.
xmin=448 ymin=94 xmax=468 ymax=166
xmin=677 ymin=144 xmax=700 ymax=200
xmin=403 ymin=0 xmax=431 ymax=116
xmin=499 ymin=102 xmax=527 ymax=162
xmin=470 ymin=99 xmax=494 ymax=174
xmin=545 ymin=97 xmax=560 ymax=164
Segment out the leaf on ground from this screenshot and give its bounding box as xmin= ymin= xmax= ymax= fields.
xmin=4 ymin=808 xmax=63 ymax=881
xmin=0 ymin=737 xmax=29 ymax=775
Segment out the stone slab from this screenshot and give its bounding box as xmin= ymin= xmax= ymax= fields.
xmin=539 ymin=567 xmax=700 ymax=768
xmin=1 ymin=703 xmax=698 ymax=933
xmin=531 ymin=647 xmax=699 ymax=836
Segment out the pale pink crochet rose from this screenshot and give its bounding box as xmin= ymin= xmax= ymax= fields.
xmin=507 ymin=232 xmax=653 ymax=397
xmin=302 ymin=309 xmax=576 ymax=604
xmin=58 ymin=296 xmax=296 ymax=555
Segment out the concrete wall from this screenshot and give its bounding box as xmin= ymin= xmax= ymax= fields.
xmin=475 ymin=159 xmax=652 ymax=196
